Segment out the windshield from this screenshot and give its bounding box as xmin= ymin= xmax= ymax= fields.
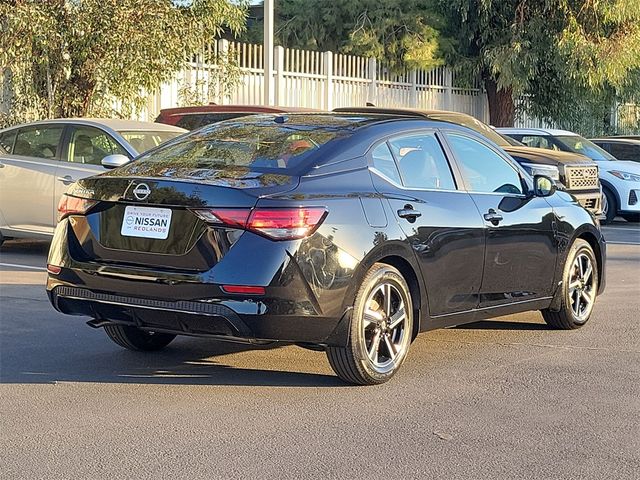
xmin=118 ymin=131 xmax=184 ymax=153
xmin=427 ymin=112 xmax=510 ymax=147
xmin=554 ymin=135 xmax=617 ymax=161
xmin=134 ymin=116 xmax=355 ymax=173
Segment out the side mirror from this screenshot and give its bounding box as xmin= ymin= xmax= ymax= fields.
xmin=533 ymin=175 xmax=556 ymax=197
xmin=101 ymin=154 xmax=130 ymax=169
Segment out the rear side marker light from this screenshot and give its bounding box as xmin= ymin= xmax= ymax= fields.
xmin=194 ymin=207 xmax=327 ymax=240
xmin=57 ymin=195 xmax=97 ymax=222
xmin=47 ymin=264 xmax=61 ymax=275
xmin=221 ymin=285 xmax=265 ymax=295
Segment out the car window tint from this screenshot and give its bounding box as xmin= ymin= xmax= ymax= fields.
xmin=389 ymin=133 xmax=456 ymax=190
xmin=0 ymin=129 xmax=17 ymax=154
xmin=14 ymin=125 xmax=63 ymax=159
xmin=371 ymin=142 xmax=402 ymax=184
xmin=609 ymin=143 xmax=639 ymax=161
xmin=447 ymin=133 xmax=523 ymax=195
xmin=67 ymin=126 xmax=127 ymax=165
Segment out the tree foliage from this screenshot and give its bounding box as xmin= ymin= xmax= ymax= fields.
xmin=245 ymin=0 xmax=449 ymax=72
xmin=0 ymin=0 xmax=247 ymax=126
xmin=436 ymin=0 xmax=640 ymax=127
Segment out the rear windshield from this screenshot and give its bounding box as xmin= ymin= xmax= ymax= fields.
xmin=135 ymin=116 xmax=354 ymax=173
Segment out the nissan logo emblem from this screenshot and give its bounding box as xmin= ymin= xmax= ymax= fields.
xmin=133 ymin=183 xmax=151 ymax=200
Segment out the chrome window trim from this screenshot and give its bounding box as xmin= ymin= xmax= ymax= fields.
xmin=369 ymin=167 xmax=464 ymax=194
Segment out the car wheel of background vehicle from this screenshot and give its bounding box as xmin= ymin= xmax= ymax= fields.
xmin=326 ymin=263 xmax=413 ymax=385
xmin=601 ymin=187 xmax=617 ymax=224
xmin=621 ymin=213 xmax=640 ymax=223
xmin=104 ymin=324 xmax=176 ymax=351
xmin=541 ymin=239 xmax=598 ymax=329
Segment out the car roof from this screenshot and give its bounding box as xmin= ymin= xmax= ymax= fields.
xmin=590 ymin=137 xmax=640 ymax=144
xmin=159 ymin=104 xmax=322 ymax=116
xmin=333 ymin=106 xmax=477 ymax=121
xmin=1 ymin=118 xmax=187 ymax=133
xmin=496 ymin=127 xmax=579 ymax=136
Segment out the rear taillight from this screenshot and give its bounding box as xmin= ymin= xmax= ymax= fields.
xmin=57 ymin=195 xmax=97 ymax=222
xmin=194 ymin=207 xmax=327 ymax=240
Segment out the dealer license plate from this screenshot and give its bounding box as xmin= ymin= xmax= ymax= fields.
xmin=120 ymin=206 xmax=172 ymax=240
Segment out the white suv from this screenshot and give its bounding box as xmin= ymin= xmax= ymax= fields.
xmin=498 ymin=128 xmax=640 ymax=223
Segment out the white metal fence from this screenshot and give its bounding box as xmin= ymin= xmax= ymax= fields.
xmin=140 ymin=39 xmax=489 ymax=123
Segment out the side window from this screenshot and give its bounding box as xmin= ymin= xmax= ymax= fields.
xmin=14 ymin=125 xmax=64 ymax=159
xmin=388 ymin=133 xmax=456 ymax=190
xmin=595 ymin=142 xmax=611 ymax=154
xmin=371 ymin=142 xmax=402 ymax=184
xmin=0 ymin=129 xmax=17 ymax=154
xmin=67 ymin=126 xmax=127 ymax=165
xmin=520 ymin=135 xmax=552 ymax=150
xmin=447 ymin=133 xmax=523 ymax=195
xmin=610 ymin=143 xmax=637 ymax=161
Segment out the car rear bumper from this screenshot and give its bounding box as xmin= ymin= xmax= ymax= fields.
xmin=47 ymin=280 xmax=350 ymax=346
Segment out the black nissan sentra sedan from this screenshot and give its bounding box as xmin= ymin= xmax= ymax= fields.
xmin=47 ymin=113 xmax=606 ymax=385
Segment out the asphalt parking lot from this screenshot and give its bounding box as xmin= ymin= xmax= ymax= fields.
xmin=1 ymin=221 xmax=639 ymax=479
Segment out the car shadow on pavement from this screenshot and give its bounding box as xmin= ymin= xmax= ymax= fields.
xmin=456 ymin=319 xmax=550 ymax=330
xmin=0 ymin=283 xmax=346 ymax=387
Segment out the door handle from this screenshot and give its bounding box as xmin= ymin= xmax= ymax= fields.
xmin=483 ymin=209 xmax=503 ymax=224
xmin=57 ymin=175 xmax=75 ymax=185
xmin=397 ymin=206 xmax=422 ymax=221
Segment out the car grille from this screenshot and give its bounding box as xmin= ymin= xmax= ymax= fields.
xmin=579 ymin=197 xmax=598 ymax=210
xmin=564 ymin=166 xmax=599 ymax=190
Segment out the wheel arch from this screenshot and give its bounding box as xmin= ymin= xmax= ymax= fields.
xmin=575 ymin=230 xmax=604 ymax=292
xmin=600 ymin=179 xmax=621 ymax=213
xmin=341 ymin=242 xmax=425 ymax=342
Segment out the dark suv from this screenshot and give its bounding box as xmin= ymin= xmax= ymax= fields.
xmin=335 ymin=108 xmax=603 ymax=215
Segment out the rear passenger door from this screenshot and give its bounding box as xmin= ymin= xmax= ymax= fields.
xmin=0 ymin=124 xmax=64 ymax=234
xmin=369 ymin=130 xmax=486 ymax=317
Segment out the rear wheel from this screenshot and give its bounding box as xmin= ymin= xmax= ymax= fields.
xmin=621 ymin=213 xmax=640 ymax=223
xmin=541 ymin=239 xmax=598 ymax=329
xmin=601 ymin=187 xmax=617 ymax=224
xmin=104 ymin=324 xmax=176 ymax=351
xmin=326 ymin=263 xmax=413 ymax=385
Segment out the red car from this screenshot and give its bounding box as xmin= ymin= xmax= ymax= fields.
xmin=155 ymin=104 xmax=320 ymax=130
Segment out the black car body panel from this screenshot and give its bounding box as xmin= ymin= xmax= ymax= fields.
xmin=47 ymin=114 xmax=606 ymax=347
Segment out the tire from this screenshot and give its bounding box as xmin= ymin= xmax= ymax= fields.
xmin=326 ymin=263 xmax=413 ymax=385
xmin=601 ymin=187 xmax=617 ymax=224
xmin=104 ymin=324 xmax=176 ymax=351
xmin=541 ymin=239 xmax=598 ymax=329
xmin=621 ymin=213 xmax=640 ymax=223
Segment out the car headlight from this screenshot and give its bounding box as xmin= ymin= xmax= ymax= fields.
xmin=609 ymin=170 xmax=640 ymax=182
xmin=521 ymin=163 xmax=560 ymax=181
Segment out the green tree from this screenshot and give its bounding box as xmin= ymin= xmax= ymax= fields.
xmin=0 ymin=0 xmax=247 ymax=126
xmin=244 ymin=0 xmax=448 ymax=72
xmin=436 ymin=0 xmax=640 ymax=127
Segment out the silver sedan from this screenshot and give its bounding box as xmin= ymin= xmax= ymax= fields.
xmin=0 ymin=118 xmax=186 ymax=243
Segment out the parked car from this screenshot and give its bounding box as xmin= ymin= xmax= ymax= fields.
xmin=0 ymin=119 xmax=186 ymax=244
xmin=590 ymin=137 xmax=640 ymax=163
xmin=155 ymin=104 xmax=319 ymax=130
xmin=335 ymin=108 xmax=603 ymax=216
xmin=498 ymin=128 xmax=640 ymax=223
xmin=47 ymin=113 xmax=605 ymax=385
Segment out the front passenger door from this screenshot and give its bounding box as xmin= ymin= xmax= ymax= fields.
xmin=444 ymin=132 xmax=558 ymax=308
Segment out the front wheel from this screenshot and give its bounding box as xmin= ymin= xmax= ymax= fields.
xmin=601 ymin=187 xmax=617 ymax=224
xmin=104 ymin=324 xmax=176 ymax=351
xmin=326 ymin=263 xmax=413 ymax=385
xmin=541 ymin=239 xmax=598 ymax=329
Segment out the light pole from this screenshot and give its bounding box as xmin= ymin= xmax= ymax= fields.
xmin=263 ymin=0 xmax=274 ymax=106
